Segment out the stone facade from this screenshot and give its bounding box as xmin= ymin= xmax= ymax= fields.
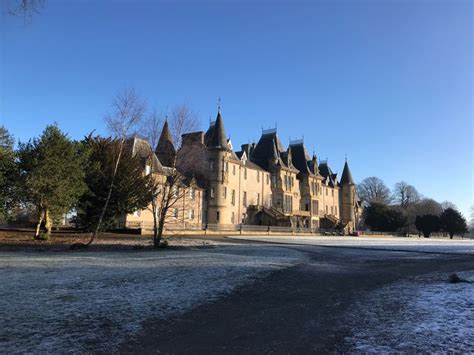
xmin=122 ymin=110 xmax=362 ymax=233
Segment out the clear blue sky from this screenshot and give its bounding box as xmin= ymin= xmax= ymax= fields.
xmin=1 ymin=0 xmax=472 ymax=216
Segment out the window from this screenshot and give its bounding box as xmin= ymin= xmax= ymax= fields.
xmin=216 ymin=211 xmax=220 ymax=222
xmin=266 ymin=174 xmax=270 ymax=185
xmin=223 ymin=186 xmax=227 ymax=199
xmin=145 ymin=165 xmax=151 ymax=175
xmin=305 ymin=203 xmax=309 ymax=211
xmin=257 ymin=171 xmax=260 ymax=182
xmin=210 ymin=187 xmax=215 ymax=198
xmin=326 ymin=187 xmax=328 ymax=196
xmin=189 ymin=209 xmax=195 ymax=220
xmin=243 ymin=191 xmax=247 ymax=207
xmin=257 ymin=193 xmax=260 ymax=206
xmin=271 ymin=175 xmax=277 ymax=187
xmin=173 ymin=208 xmax=178 ymax=218
xmin=334 ymin=206 xmax=337 ymax=215
xmin=231 ymin=212 xmax=235 ymax=224
xmin=331 ymin=189 xmax=334 ymax=197
xmin=312 ymin=200 xmax=319 ymax=214
xmin=331 ymin=206 xmax=334 ymax=214
xmin=244 ymin=168 xmax=247 ymax=179
xmin=231 ymin=189 xmax=235 ymax=205
xmin=224 ymin=162 xmax=229 ymax=172
xmin=233 ymin=165 xmax=236 ymax=175
xmin=209 ymin=159 xmax=215 ymax=172
xmin=189 ymin=188 xmax=195 ymax=200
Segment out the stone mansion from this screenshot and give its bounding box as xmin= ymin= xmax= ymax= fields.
xmin=122 ymin=109 xmax=362 ymax=233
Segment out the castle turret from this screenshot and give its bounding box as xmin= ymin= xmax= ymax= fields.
xmin=340 ymin=160 xmax=357 ymax=233
xmin=206 ymin=110 xmax=231 ymax=224
xmin=155 ymin=119 xmax=176 ymax=168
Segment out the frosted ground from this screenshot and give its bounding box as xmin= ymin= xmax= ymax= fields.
xmin=345 ymin=270 xmax=474 ymax=353
xmin=230 ymin=235 xmax=474 ymax=254
xmin=0 ymin=245 xmax=305 ymax=354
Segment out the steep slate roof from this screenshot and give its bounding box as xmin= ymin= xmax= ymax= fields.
xmin=155 ymin=120 xmax=176 ymax=168
xmin=125 ymin=136 xmax=165 ymax=173
xmin=250 ymin=130 xmax=287 ymax=170
xmin=289 ymin=142 xmax=313 ymax=175
xmin=206 ymin=111 xmax=230 ymax=150
xmin=319 ymin=161 xmax=338 ymax=187
xmin=340 ymin=161 xmax=355 ymax=185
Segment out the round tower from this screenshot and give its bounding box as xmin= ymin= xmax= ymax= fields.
xmin=206 ymin=109 xmax=231 ymax=225
xmin=340 ymin=160 xmax=356 ymax=233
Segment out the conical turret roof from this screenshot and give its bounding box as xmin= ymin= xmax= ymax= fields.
xmin=340 ymin=160 xmax=355 ymax=185
xmin=155 ymin=119 xmax=176 ymax=167
xmin=207 ymin=111 xmax=229 ymax=150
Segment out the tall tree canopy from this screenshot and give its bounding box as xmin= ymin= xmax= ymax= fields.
xmin=0 ymin=126 xmax=19 ymax=221
xmin=76 ymin=136 xmax=152 ymax=232
xmin=364 ymin=202 xmax=407 ymax=232
xmin=357 ymin=177 xmax=392 ymax=205
xmin=392 ymin=181 xmax=420 ymax=208
xmin=415 ymin=214 xmax=441 ymax=238
xmin=440 ymin=208 xmax=468 ymax=239
xmin=18 ymin=124 xmax=88 ymax=238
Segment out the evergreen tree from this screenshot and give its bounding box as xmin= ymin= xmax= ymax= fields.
xmin=364 ymin=202 xmax=407 ymax=232
xmin=76 ymin=136 xmax=152 ymax=232
xmin=415 ymin=214 xmax=441 ymax=238
xmin=440 ymin=208 xmax=468 ymax=239
xmin=18 ymin=124 xmax=88 ymax=238
xmin=0 ymin=126 xmax=19 ymax=221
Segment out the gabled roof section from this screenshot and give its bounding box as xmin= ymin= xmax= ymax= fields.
xmin=340 ymin=160 xmax=355 ymax=185
xmin=155 ymin=120 xmax=176 ymax=168
xmin=125 ymin=136 xmax=165 ymax=174
xmin=207 ymin=111 xmax=230 ymax=150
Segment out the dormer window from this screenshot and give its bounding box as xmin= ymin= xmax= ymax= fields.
xmin=209 ymin=159 xmax=215 ymax=172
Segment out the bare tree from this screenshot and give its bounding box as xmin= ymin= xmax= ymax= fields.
xmin=169 ymin=103 xmax=200 ymax=148
xmin=6 ymin=0 xmax=45 ymax=21
xmin=440 ymin=201 xmax=457 ymax=211
xmin=140 ymin=103 xmax=202 ymax=248
xmin=357 ymin=177 xmax=392 ymax=205
xmin=89 ymin=86 xmax=146 ymax=244
xmin=392 ymin=181 xmax=420 ymax=209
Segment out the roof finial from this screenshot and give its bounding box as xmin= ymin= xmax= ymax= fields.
xmin=217 ymin=96 xmax=221 ymax=113
xmin=345 ymin=153 xmax=347 ymax=162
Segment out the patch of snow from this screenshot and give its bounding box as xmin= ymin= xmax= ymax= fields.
xmin=0 ymin=245 xmax=304 ymax=354
xmin=229 ymin=235 xmax=474 ymax=254
xmin=344 ymin=270 xmax=474 ymax=353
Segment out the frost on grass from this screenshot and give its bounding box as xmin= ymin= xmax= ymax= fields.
xmin=0 ymin=245 xmax=304 ymax=354
xmin=344 ymin=270 xmax=474 ymax=353
xmin=231 ymin=235 xmax=474 ymax=255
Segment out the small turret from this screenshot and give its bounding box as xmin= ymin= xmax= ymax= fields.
xmin=155 ymin=119 xmax=176 ymax=167
xmin=340 ymin=160 xmax=355 ymax=185
xmin=339 ymin=159 xmax=357 ymax=233
xmin=207 ymin=111 xmax=230 ymax=150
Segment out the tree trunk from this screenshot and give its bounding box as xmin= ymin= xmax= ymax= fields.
xmin=450 ymin=232 xmax=454 ymax=239
xmin=44 ymin=208 xmax=52 ymax=236
xmin=88 ymin=139 xmax=125 ymax=245
xmin=156 ymin=215 xmax=166 ymax=248
xmin=34 ymin=208 xmax=44 ymax=239
xmin=152 ymin=200 xmax=159 ymax=248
